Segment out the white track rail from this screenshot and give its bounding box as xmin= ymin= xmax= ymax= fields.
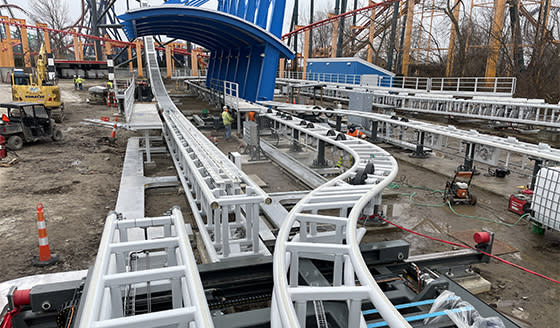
xmin=145 ymin=36 xmax=271 ymax=262
xmin=77 ymin=208 xmax=213 ymax=328
xmin=259 ymin=111 xmax=409 ymax=327
xmin=187 ymin=80 xmax=409 ymax=326
xmin=260 ymin=101 xmax=560 ymax=164
xmin=276 ymin=78 xmax=560 ymax=128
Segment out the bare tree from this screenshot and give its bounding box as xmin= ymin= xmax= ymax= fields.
xmin=27 ymin=0 xmax=71 ymax=58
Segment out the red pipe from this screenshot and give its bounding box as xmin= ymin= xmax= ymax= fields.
xmin=12 ymin=289 xmax=30 ymax=306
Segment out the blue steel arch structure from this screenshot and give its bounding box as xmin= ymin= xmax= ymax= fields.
xmin=119 ymin=4 xmax=294 ymax=102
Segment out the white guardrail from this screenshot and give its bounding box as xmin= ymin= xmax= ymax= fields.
xmin=278 ymin=71 xmax=517 ymax=96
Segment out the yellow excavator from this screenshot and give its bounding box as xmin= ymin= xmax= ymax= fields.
xmin=10 ymin=45 xmax=64 ymax=122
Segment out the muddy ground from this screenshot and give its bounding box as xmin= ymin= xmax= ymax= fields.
xmin=0 ymin=81 xmax=558 ymax=326
xmin=0 ymin=80 xmax=135 ymax=280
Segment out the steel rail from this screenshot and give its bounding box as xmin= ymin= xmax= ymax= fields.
xmin=77 ymin=208 xmax=214 ymax=328
xmin=144 ymin=36 xmax=271 ymax=262
xmin=281 ymin=0 xmax=398 ymax=40
xmin=259 ymin=102 xmax=560 ymax=164
xmin=186 ymin=80 xmax=408 ymax=326
xmin=276 ymin=78 xmax=560 ymax=128
xmin=257 ymin=110 xmax=408 ymax=326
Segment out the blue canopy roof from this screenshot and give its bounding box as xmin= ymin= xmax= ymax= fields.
xmin=118 ymin=5 xmax=294 ymax=58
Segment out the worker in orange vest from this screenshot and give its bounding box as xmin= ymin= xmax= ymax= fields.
xmin=248 ymin=111 xmax=256 ymax=122
xmin=346 ymin=125 xmax=366 ymax=139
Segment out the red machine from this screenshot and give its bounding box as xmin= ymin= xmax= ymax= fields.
xmin=508 ymin=189 xmax=533 ymax=215
xmin=0 ymin=135 xmax=6 ymax=159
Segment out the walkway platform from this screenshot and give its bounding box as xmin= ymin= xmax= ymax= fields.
xmin=115 ymin=138 xmax=178 ymax=220
xmin=127 ymin=103 xmax=163 ymax=130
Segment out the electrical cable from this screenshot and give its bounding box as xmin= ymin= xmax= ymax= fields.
xmin=386 ymin=182 xmax=530 ymax=227
xmin=377 ymin=216 xmax=560 ymax=285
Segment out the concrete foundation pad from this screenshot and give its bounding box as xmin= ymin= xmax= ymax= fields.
xmin=248 ymin=174 xmax=268 ymax=188
xmin=456 ymin=274 xmax=492 ymax=295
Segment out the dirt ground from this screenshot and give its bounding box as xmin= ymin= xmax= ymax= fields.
xmin=371 ymin=156 xmax=560 ymax=327
xmin=0 ymin=80 xmax=136 ymax=281
xmin=0 ymin=81 xmax=558 ymax=326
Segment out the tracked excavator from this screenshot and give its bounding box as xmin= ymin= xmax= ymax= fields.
xmin=10 ymin=45 xmax=65 ymax=123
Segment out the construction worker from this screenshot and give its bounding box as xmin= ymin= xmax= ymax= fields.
xmin=76 ymin=75 xmax=84 ymax=90
xmin=222 ymin=105 xmax=234 ymax=141
xmin=106 ymin=80 xmax=113 ymax=90
xmin=346 ymin=125 xmax=366 ymax=139
xmin=73 ymin=75 xmax=78 ymax=90
xmin=248 ymin=111 xmax=256 ymax=122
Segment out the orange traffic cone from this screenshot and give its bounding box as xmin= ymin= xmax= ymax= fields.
xmin=32 ymin=203 xmax=59 ymax=267
xmin=110 ymin=115 xmax=119 ymax=139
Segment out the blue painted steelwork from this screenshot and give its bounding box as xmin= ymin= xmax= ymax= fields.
xmin=367 ymin=306 xmax=474 ymax=327
xmin=164 ymin=0 xmax=210 ymax=6
xmin=119 ymin=5 xmax=294 ymax=101
xmin=362 ymin=298 xmax=437 ymax=316
xmin=306 ymin=57 xmax=395 ymax=86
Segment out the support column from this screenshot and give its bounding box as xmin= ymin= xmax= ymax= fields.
xmin=409 ymin=131 xmax=429 ymax=158
xmin=145 ymin=130 xmax=154 ymax=165
xmin=336 ymin=116 xmax=342 ymax=131
xmin=291 ymin=129 xmax=301 ymax=152
xmin=459 ymin=142 xmax=478 ymax=173
xmin=13 ymin=19 xmax=31 ymax=68
xmin=367 ymin=1 xmax=376 ymax=63
xmin=445 ymin=0 xmax=461 ymax=76
xmin=37 ymin=23 xmax=51 ymax=53
xmin=484 ymin=0 xmax=507 ymax=78
xmin=1 ymin=17 xmax=14 ymax=68
xmin=136 ymin=39 xmax=143 ymax=78
xmin=370 ymin=120 xmax=379 ymax=142
xmin=128 ymin=47 xmax=133 ymax=72
xmin=314 ymin=139 xmax=328 ymax=167
xmin=166 ymin=44 xmax=172 ymax=78
xmin=401 ymin=0 xmax=415 ymax=75
xmin=72 ymin=29 xmax=81 ymax=61
xmin=529 ymin=158 xmax=543 ymax=190
xmin=104 ymin=34 xmax=112 ymax=56
xmin=331 ymin=14 xmax=339 ymax=58
xmin=191 ymin=48 xmax=199 ymax=77
xmin=279 ymin=58 xmax=285 ymax=79
xmin=386 ymin=2 xmax=400 ymax=72
xmin=302 ymin=28 xmax=310 ymax=79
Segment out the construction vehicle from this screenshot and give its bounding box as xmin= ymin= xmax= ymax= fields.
xmin=0 ymin=102 xmax=63 ymax=150
xmin=10 ymin=45 xmax=65 ymax=123
xmin=443 ymin=170 xmax=477 ymax=205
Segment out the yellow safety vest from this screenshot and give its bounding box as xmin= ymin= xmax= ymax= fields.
xmin=222 ymin=111 xmax=234 ymax=125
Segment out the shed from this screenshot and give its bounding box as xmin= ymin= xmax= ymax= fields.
xmin=306 ymin=57 xmax=394 ymax=86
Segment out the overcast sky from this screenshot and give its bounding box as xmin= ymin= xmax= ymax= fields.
xmin=8 ymin=0 xmax=374 ymax=36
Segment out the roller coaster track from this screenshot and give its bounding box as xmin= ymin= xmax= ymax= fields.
xmin=281 ymin=0 xmax=398 ymax=41
xmin=145 ymin=36 xmax=270 ymax=262
xmin=145 ymin=32 xmax=409 ymax=326
xmin=261 ymin=111 xmax=409 ymax=327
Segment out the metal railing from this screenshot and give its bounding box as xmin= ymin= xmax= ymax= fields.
xmin=122 ymin=76 xmax=135 ymax=123
xmin=276 ymin=79 xmax=560 ymax=128
xmin=224 ymin=80 xmax=240 ymax=110
xmin=279 ymin=70 xmax=362 ymax=85
xmin=278 ymin=71 xmax=517 ymax=96
xmin=77 ymin=208 xmax=214 ymax=328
